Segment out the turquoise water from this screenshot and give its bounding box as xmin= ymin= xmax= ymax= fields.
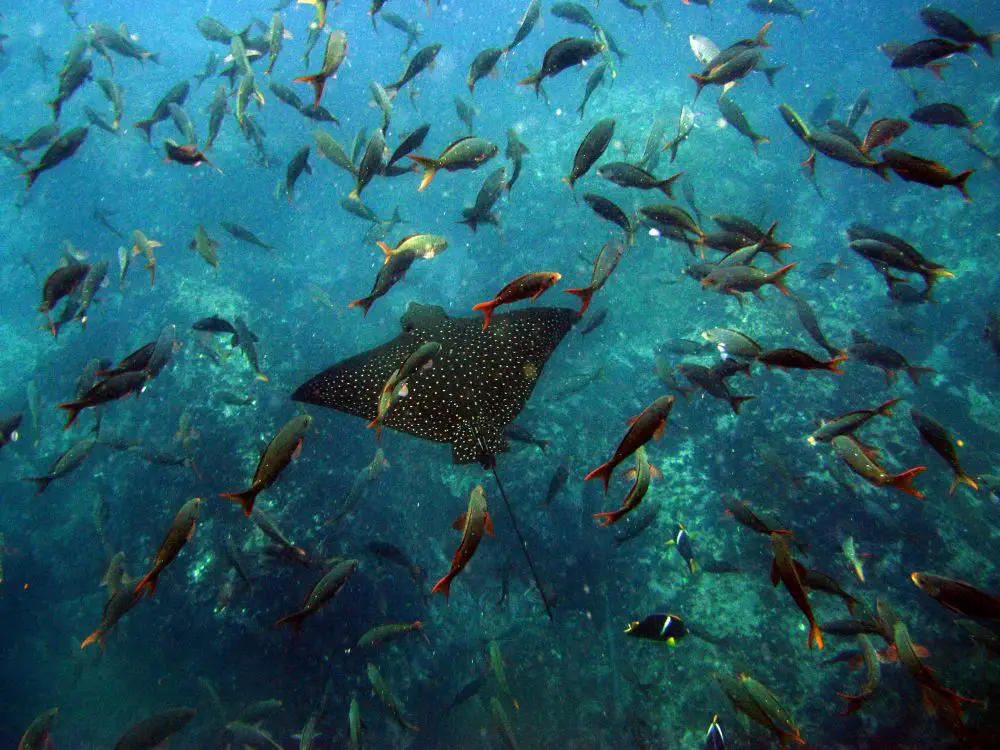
xmin=1 ymin=0 xmax=999 ymax=747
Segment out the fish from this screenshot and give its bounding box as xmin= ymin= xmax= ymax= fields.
xmin=49 ymin=57 xmax=91 ymax=120
xmin=625 ymin=612 xmax=688 ymax=645
xmin=468 ymin=47 xmax=504 ymax=95
xmin=505 ymin=0 xmax=542 ymax=54
xmin=669 ymin=523 xmax=698 ymax=574
xmin=701 ymin=327 xmax=763 ymax=359
xmin=17 ymin=708 xmax=60 ymax=750
xmin=577 ymin=63 xmax=608 ymax=119
xmin=189 ymin=224 xmax=220 ymax=269
xmin=747 ymin=0 xmax=814 ymax=21
xmin=350 ymin=129 xmax=387 ymax=200
xmin=691 ymin=49 xmax=760 ymax=102
xmin=889 ymin=38 xmax=974 ymax=74
xmin=432 ymin=485 xmax=494 ymax=599
xmin=880 ymin=149 xmax=974 ymax=201
xmin=409 ymin=136 xmax=498 ymax=191
xmin=22 ymin=127 xmax=88 ymax=190
xmin=144 ymin=324 xmax=178 ymax=380
xmin=593 ymin=445 xmax=658 ymax=526
xmin=369 ymin=341 xmax=442 ymax=439
xmin=716 ymin=672 xmax=805 ymax=747
xmin=584 ymin=396 xmax=674 ymax=493
xmin=192 ymin=315 xmax=237 ymax=335
xmin=579 ymin=308 xmax=608 ymax=336
xmin=597 ymin=162 xmax=681 ymax=197
xmin=458 ymin=167 xmax=506 ymax=233
xmin=220 ymin=415 xmax=312 ymax=516
xmin=808 ymin=399 xmax=900 ymax=446
xmin=771 ymin=533 xmax=824 ymax=649
xmin=831 ymin=434 xmax=926 ymax=498
xmin=803 ymin=131 xmax=889 ymax=180
xmin=909 ymin=408 xmax=979 ymax=494
xmin=718 ymin=95 xmax=769 ymax=154
xmin=582 ymin=193 xmax=634 ymax=246
xmin=759 ymin=348 xmax=848 ymax=374
xmin=678 ymin=363 xmax=754 ymax=414
xmin=385 ymin=43 xmax=441 ymax=97
xmin=540 ymin=459 xmax=570 ymax=508
xmin=847 ymin=330 xmax=934 ymax=384
xmin=919 ymin=6 xmax=1000 ymax=57
xmin=911 ymin=102 xmax=982 ymax=131
xmin=894 ymin=621 xmax=979 ymax=719
xmin=348 ymin=696 xmax=363 ymax=750
xmin=348 ymin=245 xmax=423 ymax=316
xmin=564 ymin=242 xmax=624 ymax=316
xmin=283 ymin=145 xmax=312 ymax=202
xmin=230 ymin=316 xmax=267 ymax=381
xmin=505 ymin=423 xmax=550 ymax=453
xmin=134 ymin=81 xmax=189 ymax=142
xmin=388 ymin=124 xmax=431 ymax=168
xmin=294 ymin=30 xmax=347 ymax=108
xmin=294 ymin=303 xmax=576 ymax=464
xmin=275 ymin=559 xmax=359 ymax=633
xmin=355 ymin=620 xmax=425 ymax=649
xmin=701 ymin=263 xmax=796 ymax=305
xmin=704 ymin=714 xmax=725 ymax=750
xmin=383 ymin=12 xmax=422 ymax=52
xmin=112 ymin=708 xmax=198 ymax=750
xmin=473 ymin=272 xmax=562 ymax=330
xmin=565 ymin=118 xmax=615 ymax=188
xmin=519 ymin=37 xmax=607 ymax=95
xmin=22 ymin=436 xmax=97 ymax=494
xmin=488 ymin=639 xmax=520 ymax=710
xmin=133 ymin=497 xmax=202 ymax=597
xmin=366 ymin=662 xmax=419 ymax=732
xmin=912 ymin=573 xmax=1000 ymax=620
xmin=221 ymin=221 xmax=275 ymax=251
xmin=57 ymin=372 xmax=147 ymax=430
xmin=164 ymin=140 xmax=221 ymax=173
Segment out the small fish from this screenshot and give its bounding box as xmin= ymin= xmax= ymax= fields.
xmin=842 ymin=537 xmax=867 ymax=583
xmin=577 ymin=63 xmax=607 ymax=119
xmin=133 ymin=497 xmax=202 ymax=597
xmin=57 ymin=372 xmax=146 ymax=431
xmin=468 ymin=47 xmax=504 ymax=95
xmin=691 ymin=49 xmax=760 ymax=103
xmin=564 ymin=242 xmax=623 ymax=315
xmin=220 ymin=415 xmax=312 ymax=516
xmin=911 ymin=102 xmax=982 ymax=131
xmin=584 ymin=396 xmax=674 ymax=493
xmin=718 ymin=95 xmax=769 ymax=154
xmin=384 ymin=43 xmax=442 ymax=97
xmin=593 ymin=446 xmax=658 ymax=526
xmin=919 ymin=6 xmax=1000 ymax=58
xmin=625 ymin=612 xmax=688 ymax=645
xmin=473 ymin=272 xmax=562 ymax=329
xmin=909 ymin=408 xmax=979 ymax=494
xmin=597 ymin=162 xmax=681 ymax=197
xmin=22 ymin=127 xmax=88 ymax=190
xmin=221 ymin=221 xmax=275 ymax=251
xmin=831 ymin=434 xmax=926 ymax=498
xmin=275 ymin=559 xmax=359 ymax=634
xmin=912 ymin=573 xmax=1000 ymax=619
xmin=367 ymin=662 xmax=419 ymax=732
xmin=807 ymin=398 xmax=900 ymax=445
xmin=189 ymin=224 xmax=220 ymax=269
xmin=758 ymin=348 xmax=848 ymax=374
xmin=432 ymin=485 xmax=494 ymax=600
xmin=565 ymin=118 xmax=615 ymax=188
xmin=747 ymin=0 xmax=814 ymax=22
xmin=519 ymin=37 xmax=607 ymax=95
xmin=668 ymin=523 xmax=698 ymax=574
xmin=505 ymin=0 xmax=542 ymax=54
xmin=488 ymin=639 xmax=520 ymax=710
xmin=582 ymin=193 xmax=634 ymax=246
xmin=22 ymin=436 xmax=97 ymax=494
xmin=355 ymin=620 xmax=425 ymax=648
xmin=771 ymin=533 xmax=824 ymax=650
xmin=283 ymin=145 xmax=312 ymax=202
xmin=881 ymin=149 xmax=974 ymax=201
xmin=409 ymin=136 xmax=498 ymax=191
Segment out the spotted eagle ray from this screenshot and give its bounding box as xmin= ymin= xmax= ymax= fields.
xmin=292 ymin=301 xmax=578 ymax=620
xmin=292 ymin=302 xmax=577 ymax=464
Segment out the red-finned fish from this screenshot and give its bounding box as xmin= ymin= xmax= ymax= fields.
xmin=911 ymin=572 xmax=1000 ymax=619
xmin=293 ymin=30 xmax=347 ymax=107
xmin=16 ymin=707 xmax=60 ymax=750
xmin=368 ymin=342 xmax=441 ymax=439
xmin=275 ymin=558 xmax=360 ymax=634
xmin=881 ymin=149 xmax=974 ymax=201
xmin=164 ymin=139 xmax=222 ymax=173
xmin=432 ymin=485 xmax=494 ymax=601
xmin=770 ymin=532 xmax=824 ymax=649
xmin=758 ymin=348 xmax=848 ymax=373
xmin=472 ymin=271 xmax=562 ymax=330
xmin=837 ymin=634 xmax=881 ymax=715
xmin=701 ymin=263 xmax=796 ymax=305
xmin=220 ymin=415 xmax=312 ymax=516
xmin=831 ymin=434 xmax=926 ymax=498
xmin=133 ymin=497 xmax=202 ymax=597
xmin=862 ymin=118 xmax=910 ymax=154
xmin=894 ymin=621 xmax=980 ymax=717
xmin=563 ymin=242 xmax=624 ymax=316
xmin=584 ymin=395 xmax=675 ymax=493
xmin=593 ymin=446 xmax=659 ymax=526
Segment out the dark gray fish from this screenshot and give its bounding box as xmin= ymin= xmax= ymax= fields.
xmin=468 ymin=47 xmax=504 ymax=95
xmin=134 ymin=81 xmax=189 ymax=142
xmin=846 ymin=88 xmax=872 ymax=130
xmin=350 ymin=129 xmax=387 ymax=200
xmin=23 ymin=436 xmax=97 ymax=494
xmin=382 ymin=13 xmax=422 ymax=53
xmin=580 ymin=308 xmax=608 ymax=335
xmin=458 ymin=167 xmax=506 ymax=232
xmin=910 ymin=102 xmax=982 ymax=130
xmin=455 ymin=96 xmax=477 ymax=134
xmin=541 ymin=460 xmax=570 ymax=506
xmin=551 ymin=2 xmax=601 ymax=32
xmin=49 ymin=57 xmax=92 ymax=120
xmin=232 ymin=317 xmax=267 ymax=381
xmin=520 ymin=37 xmax=606 ymax=95
xmin=505 ymin=129 xmax=529 ymax=192
xmin=577 ymin=63 xmax=608 ymax=120
xmin=505 ymin=423 xmax=550 ymax=452
xmin=790 ymin=294 xmax=842 ymax=358
xmin=565 ymin=118 xmax=615 ymax=188
xmin=294 ymin=303 xmax=577 ymax=464
xmin=920 ymin=6 xmax=998 ymax=57
xmin=718 ymin=95 xmax=769 ymax=153
xmin=221 ymin=222 xmax=275 ymax=251
xmin=505 ymin=0 xmax=543 ymax=54
xmin=746 ymin=0 xmax=814 ymax=21
xmin=284 ymin=145 xmax=312 ymax=203
xmin=385 ymin=43 xmax=442 ymax=96
xmin=388 ymin=123 xmax=431 ymax=166
xmin=24 ymin=127 xmax=87 ymax=190
xmin=583 ymin=193 xmax=634 ymax=246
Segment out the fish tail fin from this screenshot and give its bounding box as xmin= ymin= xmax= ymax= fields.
xmin=948 ymin=472 xmax=980 ymax=496
xmin=57 ymin=401 xmax=83 ymax=430
xmin=763 ymin=65 xmax=784 ymax=86
xmin=688 ymin=558 xmax=699 ymax=575
xmin=219 ymin=488 xmax=258 ymax=516
xmin=688 ymin=74 xmax=706 ymax=102
xmin=593 ymin=509 xmax=624 ymax=527
xmin=431 ymin=574 xmax=453 ymax=601
xmin=928 ymin=62 xmax=948 ymax=80
xmin=133 ymin=570 xmax=158 ymax=598
xmin=983 ymin=33 xmax=1000 ymax=58
xmin=873 ymin=161 xmax=891 ymax=182
xmin=471 ymin=299 xmax=497 ymax=330
xmin=769 ymin=262 xmax=797 ymax=295
xmin=563 ymin=286 xmax=594 ymax=316
xmin=754 ymin=21 xmax=773 ymax=47
xmin=657 ymin=171 xmax=682 ymax=199
xmin=22 ymin=476 xmax=52 ymax=494
xmin=408 ymin=155 xmax=439 ymax=191
xmin=292 ymin=74 xmax=325 ymax=108
xmin=517 ymin=72 xmax=542 ymax=94
xmin=80 ymin=630 xmax=103 ymax=650
xmin=800 ymin=9 xmax=817 ymax=21
xmin=888 ymin=466 xmax=927 ymax=499
xmin=951 ymin=169 xmax=974 ymax=201
xmin=809 ymin=621 xmax=825 ymax=650
xmin=730 ymin=395 xmax=755 ymax=415
xmin=134 ymin=119 xmax=154 ymax=142
xmin=906 ymin=365 xmax=934 ymax=385
xmin=274 ymin=610 xmax=307 ymax=634
xmin=22 ymin=167 xmax=40 ymax=191
xmin=583 ymin=461 xmax=615 ymax=494
xmin=348 ymin=296 xmax=375 ymax=317
xmin=826 ymin=354 xmax=849 ymax=374
xmin=145 ymin=51 xmax=161 ymax=65
xmin=876 ymin=397 xmax=902 ymax=417
xmin=751 ymin=134 xmax=770 ymax=154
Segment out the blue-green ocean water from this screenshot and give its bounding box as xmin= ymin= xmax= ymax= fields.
xmin=1 ymin=0 xmax=999 ymax=747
